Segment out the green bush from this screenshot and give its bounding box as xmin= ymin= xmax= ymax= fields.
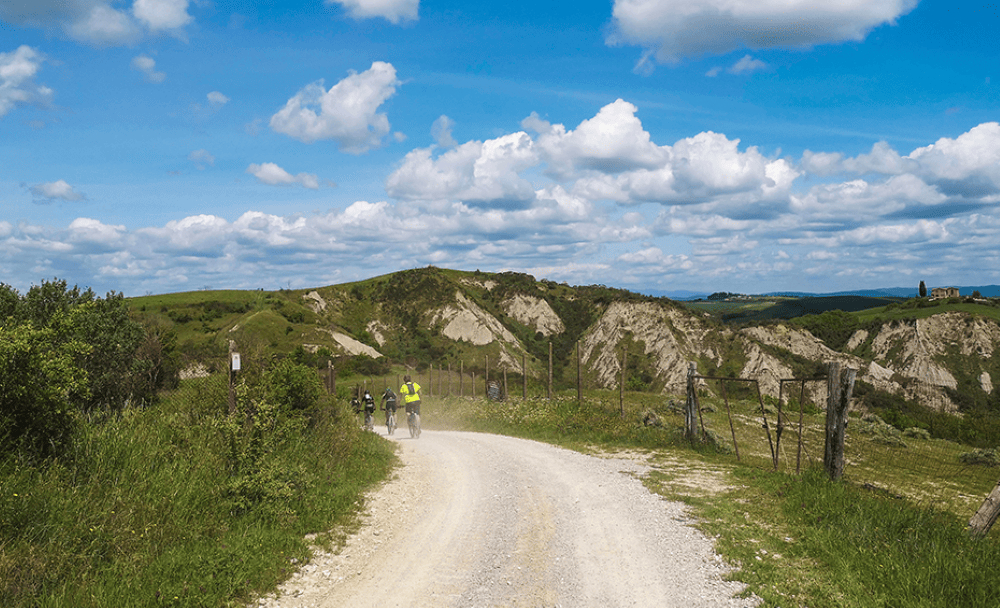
xmin=0 ymin=323 xmax=88 ymax=460
xmin=903 ymin=427 xmax=931 ymax=440
xmin=793 ymin=310 xmax=860 ymax=351
xmin=959 ymin=448 xmax=1000 ymax=467
xmin=0 ymin=279 xmax=176 ymax=421
xmin=264 ymin=358 xmax=324 ymax=414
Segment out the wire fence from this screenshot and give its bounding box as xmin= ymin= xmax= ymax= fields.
xmin=183 ymin=349 xmax=1000 ymax=523
xmin=687 ymin=371 xmax=999 ymax=521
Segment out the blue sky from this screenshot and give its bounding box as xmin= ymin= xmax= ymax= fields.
xmin=2 ymin=0 xmax=998 ymax=297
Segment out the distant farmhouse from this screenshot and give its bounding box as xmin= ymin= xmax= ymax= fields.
xmin=931 ymin=287 xmax=960 ymax=299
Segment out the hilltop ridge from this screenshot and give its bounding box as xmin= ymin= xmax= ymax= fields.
xmin=132 ymin=267 xmax=1000 ymax=426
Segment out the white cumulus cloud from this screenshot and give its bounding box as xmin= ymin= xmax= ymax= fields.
xmin=30 ymin=179 xmax=86 ymax=201
xmin=326 ymin=0 xmax=418 ymax=24
xmin=908 ymin=122 xmax=1000 ymax=197
xmin=608 ymin=0 xmax=919 ymax=66
xmin=207 ymin=91 xmax=229 ymax=106
xmin=0 ymin=45 xmax=53 ymax=117
xmin=270 ymin=61 xmax=400 ymax=153
xmin=0 ymin=0 xmax=192 ymax=46
xmin=528 ymin=99 xmax=667 ymax=178
xmin=132 ymin=0 xmax=191 ymax=31
xmin=728 ymin=54 xmax=767 ymax=75
xmin=386 ymin=132 xmax=539 ymax=204
xmin=131 ymin=54 xmax=165 ymax=83
xmin=65 ymin=2 xmax=141 ymax=45
xmin=247 ymin=162 xmax=320 ymax=189
xmin=188 ymin=149 xmax=215 ymax=170
xmin=431 ymin=115 xmax=457 ymax=148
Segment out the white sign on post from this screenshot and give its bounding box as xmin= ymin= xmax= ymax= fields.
xmin=231 ymin=353 xmax=241 ymax=371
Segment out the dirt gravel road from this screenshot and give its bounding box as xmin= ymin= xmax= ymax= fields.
xmin=258 ymin=430 xmax=758 ymax=608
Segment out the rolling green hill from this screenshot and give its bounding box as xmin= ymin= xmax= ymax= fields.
xmin=128 ymin=267 xmax=1000 ymax=448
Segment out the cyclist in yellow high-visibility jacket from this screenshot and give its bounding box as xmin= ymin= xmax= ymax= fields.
xmin=399 ymin=374 xmax=422 ymax=438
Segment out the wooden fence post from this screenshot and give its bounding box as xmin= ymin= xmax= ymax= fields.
xmin=685 ymin=362 xmax=699 ymax=440
xmin=522 ymin=353 xmax=527 ymax=399
xmin=620 ymin=347 xmax=626 ymax=419
xmin=228 ymin=340 xmax=237 ymax=415
xmin=970 ymin=478 xmax=1000 ymax=537
xmin=460 ymin=360 xmax=464 ymax=397
xmin=576 ymin=342 xmax=582 ymax=404
xmin=547 ymin=341 xmax=553 ymax=400
xmin=824 ymin=361 xmax=856 ymax=481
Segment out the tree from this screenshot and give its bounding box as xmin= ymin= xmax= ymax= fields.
xmin=0 ymin=279 xmax=178 ymax=422
xmin=919 ymin=281 xmax=927 ymax=298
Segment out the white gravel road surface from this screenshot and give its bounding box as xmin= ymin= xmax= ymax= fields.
xmin=258 ymin=430 xmax=759 ymax=608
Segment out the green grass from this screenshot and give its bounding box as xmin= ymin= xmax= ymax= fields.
xmin=8 ymin=374 xmax=1000 ymax=607
xmin=854 ymin=299 xmax=1000 ymax=324
xmin=0 ymin=376 xmax=396 ymax=608
xmin=426 ymin=390 xmax=1000 ymax=608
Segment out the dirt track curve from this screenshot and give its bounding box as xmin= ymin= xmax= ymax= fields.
xmin=257 ymin=430 xmax=759 ymax=608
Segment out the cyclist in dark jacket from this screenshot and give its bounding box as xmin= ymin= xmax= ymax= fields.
xmin=381 ymin=387 xmax=398 ymax=435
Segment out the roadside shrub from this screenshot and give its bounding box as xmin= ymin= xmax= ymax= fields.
xmin=959 ymin=448 xmax=1000 ymax=467
xmin=216 ymin=381 xmax=308 ymax=521
xmin=903 ymin=427 xmax=931 ymax=440
xmin=858 ymin=413 xmax=908 ymax=448
xmin=0 ymin=323 xmax=89 ymax=460
xmin=264 ymin=358 xmax=323 ymax=414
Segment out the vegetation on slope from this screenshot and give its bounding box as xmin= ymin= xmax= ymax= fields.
xmin=1 ymin=280 xmax=395 ymax=607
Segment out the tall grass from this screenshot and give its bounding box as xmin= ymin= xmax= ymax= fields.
xmin=0 ymin=376 xmax=395 ymax=607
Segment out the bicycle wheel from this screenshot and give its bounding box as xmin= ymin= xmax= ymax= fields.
xmin=408 ymin=412 xmax=416 ymax=438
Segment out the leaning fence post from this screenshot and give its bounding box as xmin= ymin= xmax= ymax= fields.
xmin=970 ymin=478 xmax=1000 ymax=537
xmin=685 ymin=362 xmax=699 ymax=440
xmin=824 ymin=361 xmax=856 ymax=481
xmin=522 ymin=353 xmax=527 ymax=400
xmin=720 ymin=379 xmax=740 ymax=461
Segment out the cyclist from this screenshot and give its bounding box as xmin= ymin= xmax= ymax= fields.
xmin=361 ymin=390 xmax=376 ymax=431
xmin=399 ymin=374 xmax=422 ymax=438
xmin=381 ymin=387 xmax=398 ymax=435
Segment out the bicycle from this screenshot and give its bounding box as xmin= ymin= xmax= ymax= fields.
xmin=407 ymin=410 xmax=421 ymax=439
xmin=386 ymin=409 xmax=396 ymax=435
xmin=364 ymin=410 xmax=375 ymax=432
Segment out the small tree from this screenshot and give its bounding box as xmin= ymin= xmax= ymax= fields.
xmin=919 ymin=281 xmax=927 ymax=298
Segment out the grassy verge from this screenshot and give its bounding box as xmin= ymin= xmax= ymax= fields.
xmin=427 ymin=391 xmax=1000 ymax=608
xmin=0 ymin=377 xmax=396 ymax=608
